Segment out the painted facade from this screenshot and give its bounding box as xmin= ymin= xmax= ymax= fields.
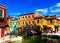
xmin=0 ymin=5 xmax=6 ymax=38
xmin=34 ymin=15 xmax=58 ymax=31
xmin=18 ymin=12 xmax=40 ymax=27
xmin=7 ymin=17 xmax=19 ymax=33
xmin=35 ymin=16 xmax=47 ymax=26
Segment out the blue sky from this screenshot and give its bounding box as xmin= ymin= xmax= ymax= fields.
xmin=0 ymin=0 xmax=60 ymax=17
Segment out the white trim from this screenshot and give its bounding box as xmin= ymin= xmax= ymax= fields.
xmin=0 ymin=9 xmax=4 ymax=17
xmin=0 ymin=29 xmax=1 ymax=38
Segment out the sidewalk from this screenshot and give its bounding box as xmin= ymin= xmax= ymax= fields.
xmin=0 ymin=36 xmax=22 ymax=43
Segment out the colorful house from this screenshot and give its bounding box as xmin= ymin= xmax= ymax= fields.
xmin=34 ymin=16 xmax=47 ymax=32
xmin=18 ymin=12 xmax=40 ymax=27
xmin=0 ymin=5 xmax=6 ymax=38
xmin=7 ymin=16 xmax=19 ymax=34
xmin=34 ymin=16 xmax=47 ymax=26
xmin=34 ymin=15 xmax=58 ymax=32
xmin=46 ymin=15 xmax=58 ymax=30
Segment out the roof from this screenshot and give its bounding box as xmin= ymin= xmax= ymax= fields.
xmin=0 ymin=4 xmax=6 ymax=8
xmin=45 ymin=15 xmax=57 ymax=17
xmin=46 ymin=18 xmax=58 ymax=20
xmin=34 ymin=16 xmax=45 ymax=19
xmin=11 ymin=17 xmax=18 ymax=21
xmin=34 ymin=15 xmax=58 ymax=20
xmin=18 ymin=12 xmax=35 ymax=16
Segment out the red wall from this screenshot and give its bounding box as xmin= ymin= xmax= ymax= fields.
xmin=0 ymin=5 xmax=6 ymax=38
xmin=0 ymin=6 xmax=6 ymax=23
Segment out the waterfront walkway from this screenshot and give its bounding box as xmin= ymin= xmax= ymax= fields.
xmin=0 ymin=36 xmax=22 ymax=43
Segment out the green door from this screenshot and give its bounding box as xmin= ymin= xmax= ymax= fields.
xmin=0 ymin=10 xmax=3 ymax=17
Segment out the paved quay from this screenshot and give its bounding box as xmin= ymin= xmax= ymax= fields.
xmin=0 ymin=36 xmax=22 ymax=43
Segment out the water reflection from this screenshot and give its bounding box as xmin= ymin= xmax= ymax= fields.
xmin=22 ymin=35 xmax=41 ymax=43
xmin=22 ymin=35 xmax=60 ymax=43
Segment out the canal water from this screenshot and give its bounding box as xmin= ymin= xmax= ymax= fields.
xmin=22 ymin=35 xmax=60 ymax=43
xmin=22 ymin=35 xmax=41 ymax=43
xmin=2 ymin=35 xmax=60 ymax=43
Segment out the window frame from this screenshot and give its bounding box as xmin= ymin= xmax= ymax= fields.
xmin=32 ymin=21 xmax=34 ymax=24
xmin=25 ymin=16 xmax=27 ymax=18
xmin=37 ymin=20 xmax=39 ymax=23
xmin=32 ymin=15 xmax=34 ymax=18
xmin=28 ymin=16 xmax=30 ymax=18
xmin=0 ymin=9 xmax=4 ymax=17
xmin=50 ymin=19 xmax=52 ymax=24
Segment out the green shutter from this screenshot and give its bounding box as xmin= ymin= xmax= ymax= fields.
xmin=0 ymin=10 xmax=3 ymax=16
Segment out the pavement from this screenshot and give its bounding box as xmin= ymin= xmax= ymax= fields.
xmin=0 ymin=35 xmax=22 ymax=43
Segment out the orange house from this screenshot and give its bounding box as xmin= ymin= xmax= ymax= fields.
xmin=18 ymin=12 xmax=40 ymax=27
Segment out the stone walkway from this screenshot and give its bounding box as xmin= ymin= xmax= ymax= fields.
xmin=0 ymin=36 xmax=22 ymax=43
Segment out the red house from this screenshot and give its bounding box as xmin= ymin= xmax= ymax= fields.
xmin=0 ymin=5 xmax=6 ymax=38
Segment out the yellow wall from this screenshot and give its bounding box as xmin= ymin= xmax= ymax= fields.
xmin=35 ymin=19 xmax=41 ymax=25
xmin=35 ymin=15 xmax=58 ymax=29
xmin=53 ymin=19 xmax=58 ymax=26
xmin=35 ymin=18 xmax=47 ymax=26
xmin=7 ymin=19 xmax=11 ymax=28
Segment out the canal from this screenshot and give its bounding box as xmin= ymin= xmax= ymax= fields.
xmin=22 ymin=35 xmax=60 ymax=43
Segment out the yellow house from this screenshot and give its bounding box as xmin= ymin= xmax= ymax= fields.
xmin=34 ymin=15 xmax=58 ymax=31
xmin=34 ymin=16 xmax=47 ymax=32
xmin=7 ymin=18 xmax=11 ymax=28
xmin=34 ymin=16 xmax=47 ymax=26
xmin=46 ymin=15 xmax=58 ymax=28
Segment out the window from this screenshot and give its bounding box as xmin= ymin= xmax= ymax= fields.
xmin=29 ymin=21 xmax=30 ymax=24
xmin=50 ymin=20 xmax=52 ymax=24
xmin=23 ymin=16 xmax=24 ymax=18
xmin=16 ymin=22 xmax=17 ymax=24
xmin=28 ymin=16 xmax=30 ymax=18
xmin=32 ymin=15 xmax=34 ymax=18
xmin=37 ymin=20 xmax=39 ymax=23
xmin=25 ymin=16 xmax=27 ymax=18
xmin=32 ymin=21 xmax=34 ymax=24
xmin=23 ymin=22 xmax=24 ymax=24
xmin=0 ymin=10 xmax=3 ymax=17
xmin=13 ymin=22 xmax=14 ymax=25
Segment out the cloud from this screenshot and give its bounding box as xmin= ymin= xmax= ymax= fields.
xmin=56 ymin=3 xmax=60 ymax=7
xmin=35 ymin=8 xmax=48 ymax=13
xmin=35 ymin=3 xmax=60 ymax=15
xmin=51 ymin=9 xmax=60 ymax=12
xmin=50 ymin=3 xmax=60 ymax=13
xmin=10 ymin=13 xmax=20 ymax=15
xmin=50 ymin=7 xmax=53 ymax=9
xmin=9 ymin=12 xmax=20 ymax=17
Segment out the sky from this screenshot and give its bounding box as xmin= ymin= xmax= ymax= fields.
xmin=0 ymin=0 xmax=60 ymax=17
